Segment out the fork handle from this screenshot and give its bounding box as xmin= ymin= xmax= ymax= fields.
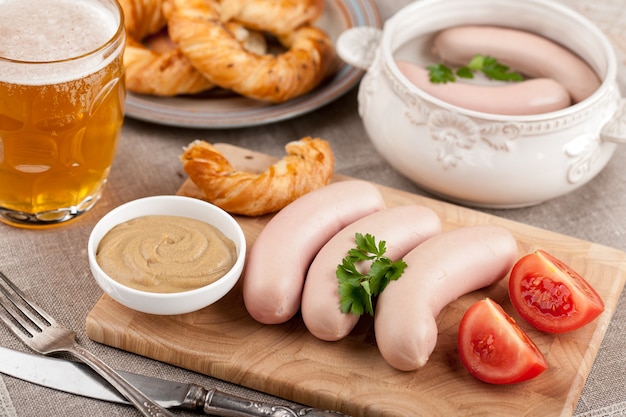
xmin=70 ymin=344 xmax=176 ymax=417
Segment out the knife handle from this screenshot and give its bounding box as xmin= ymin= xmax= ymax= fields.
xmin=182 ymin=384 xmax=352 ymax=417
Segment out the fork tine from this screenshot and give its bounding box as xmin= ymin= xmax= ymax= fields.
xmin=0 ymin=271 xmax=56 ymax=337
xmin=0 ymin=305 xmax=36 ymax=344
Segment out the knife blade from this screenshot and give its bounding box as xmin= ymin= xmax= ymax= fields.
xmin=0 ymin=346 xmax=350 ymax=417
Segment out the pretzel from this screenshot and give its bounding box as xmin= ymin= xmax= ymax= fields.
xmin=118 ymin=0 xmax=206 ymax=96
xmin=180 ymin=137 xmax=335 ymax=216
xmin=167 ymin=0 xmax=335 ymax=102
xmin=120 ymin=0 xmax=267 ymax=96
xmin=220 ymin=0 xmax=325 ymax=35
xmin=124 ymin=39 xmax=214 ymax=97
xmin=121 ymin=0 xmax=168 ymax=40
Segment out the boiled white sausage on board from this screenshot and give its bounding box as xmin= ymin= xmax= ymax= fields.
xmin=374 ymin=225 xmax=518 ymax=371
xmin=301 ymin=205 xmax=442 ymax=341
xmin=243 ymin=180 xmax=386 ymax=324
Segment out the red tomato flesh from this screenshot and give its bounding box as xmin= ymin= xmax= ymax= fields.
xmin=509 ymin=250 xmax=604 ymax=334
xmin=458 ymin=298 xmax=548 ymax=384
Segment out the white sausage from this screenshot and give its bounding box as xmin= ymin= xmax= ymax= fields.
xmin=432 ymin=25 xmax=601 ymax=103
xmin=397 ymin=61 xmax=571 ymax=115
xmin=243 ymin=180 xmax=387 ymax=324
xmin=374 ymin=225 xmax=518 ymax=371
xmin=301 ymin=205 xmax=442 ymax=341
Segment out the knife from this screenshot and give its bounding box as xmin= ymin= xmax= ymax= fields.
xmin=0 ymin=346 xmax=350 ymax=417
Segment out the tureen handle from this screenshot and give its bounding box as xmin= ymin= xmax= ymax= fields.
xmin=336 ymin=26 xmax=383 ymax=70
xmin=601 ymin=97 xmax=626 ymax=144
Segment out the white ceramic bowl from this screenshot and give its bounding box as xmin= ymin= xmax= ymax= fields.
xmin=337 ymin=0 xmax=626 ymax=208
xmin=87 ymin=196 xmax=246 ymax=315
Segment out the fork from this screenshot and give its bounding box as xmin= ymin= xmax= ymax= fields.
xmin=0 ymin=270 xmax=176 ymax=417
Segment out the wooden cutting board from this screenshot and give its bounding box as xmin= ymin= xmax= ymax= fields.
xmin=86 ymin=144 xmax=626 ymax=417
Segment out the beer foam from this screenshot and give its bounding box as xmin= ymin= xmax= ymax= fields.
xmin=0 ymin=0 xmax=122 ymax=85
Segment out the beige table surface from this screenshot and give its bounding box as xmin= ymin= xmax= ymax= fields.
xmin=2 ymin=1 xmax=626 ymax=416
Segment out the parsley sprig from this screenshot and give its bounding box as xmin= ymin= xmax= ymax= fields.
xmin=428 ymin=54 xmax=523 ymax=84
xmin=336 ymin=233 xmax=407 ymax=317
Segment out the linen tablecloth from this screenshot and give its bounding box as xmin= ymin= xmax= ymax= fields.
xmin=1 ymin=1 xmax=625 ymax=416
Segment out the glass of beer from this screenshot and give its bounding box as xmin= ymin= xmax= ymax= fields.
xmin=0 ymin=0 xmax=126 ymax=228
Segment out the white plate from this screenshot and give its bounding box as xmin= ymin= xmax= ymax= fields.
xmin=123 ymin=0 xmax=382 ymax=128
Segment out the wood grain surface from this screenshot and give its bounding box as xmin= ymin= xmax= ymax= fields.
xmin=86 ymin=144 xmax=626 ymax=417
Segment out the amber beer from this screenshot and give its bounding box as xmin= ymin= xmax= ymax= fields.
xmin=0 ymin=0 xmax=125 ymax=227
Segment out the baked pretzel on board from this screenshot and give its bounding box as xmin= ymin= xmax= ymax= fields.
xmin=167 ymin=0 xmax=336 ymax=102
xmin=180 ymin=137 xmax=335 ymax=216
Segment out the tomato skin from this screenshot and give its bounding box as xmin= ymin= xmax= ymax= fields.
xmin=458 ymin=298 xmax=547 ymax=384
xmin=508 ymin=250 xmax=604 ymax=334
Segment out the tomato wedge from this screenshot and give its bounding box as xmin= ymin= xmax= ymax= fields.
xmin=458 ymin=298 xmax=548 ymax=384
xmin=508 ymin=250 xmax=604 ymax=334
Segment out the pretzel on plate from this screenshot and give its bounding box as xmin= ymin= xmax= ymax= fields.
xmin=120 ymin=0 xmax=267 ymax=96
xmin=118 ymin=0 xmax=211 ymax=96
xmin=219 ymin=0 xmax=325 ymax=35
xmin=180 ymin=137 xmax=335 ymax=216
xmin=167 ymin=0 xmax=336 ymax=102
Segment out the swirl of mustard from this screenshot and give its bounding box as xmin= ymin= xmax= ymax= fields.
xmin=96 ymin=215 xmax=237 ymax=293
